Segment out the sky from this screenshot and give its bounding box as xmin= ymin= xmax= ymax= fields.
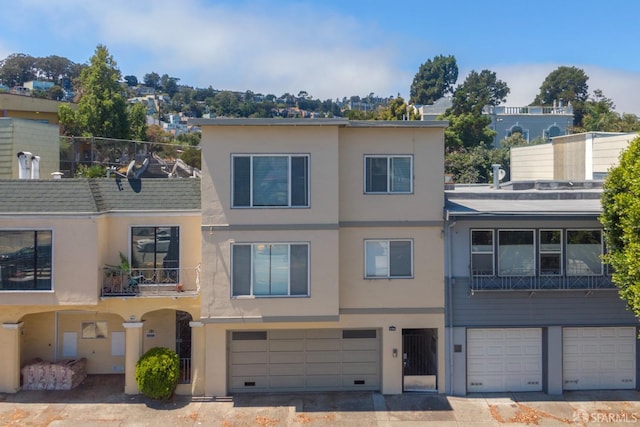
xmin=2 ymin=0 xmax=640 ymax=114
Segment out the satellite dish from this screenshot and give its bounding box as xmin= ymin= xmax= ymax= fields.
xmin=134 ymin=157 xmax=149 ymax=179
xmin=498 ymin=169 xmax=506 ymax=181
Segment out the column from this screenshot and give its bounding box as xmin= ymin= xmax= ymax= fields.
xmin=189 ymin=321 xmax=205 ymax=396
xmin=123 ymin=321 xmax=144 ymax=394
xmin=547 ymin=326 xmax=563 ymax=395
xmin=1 ymin=323 xmax=23 ymax=393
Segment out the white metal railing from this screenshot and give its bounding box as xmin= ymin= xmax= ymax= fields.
xmin=471 ymin=270 xmax=615 ymax=291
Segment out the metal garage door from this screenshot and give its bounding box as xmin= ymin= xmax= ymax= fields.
xmin=563 ymin=327 xmax=636 ymax=390
xmin=229 ymin=329 xmax=380 ymax=392
xmin=467 ymin=328 xmax=542 ymax=392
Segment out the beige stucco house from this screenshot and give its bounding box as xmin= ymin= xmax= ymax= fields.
xmin=0 ymin=178 xmax=202 ymax=395
xmin=192 ymin=118 xmax=447 ymax=396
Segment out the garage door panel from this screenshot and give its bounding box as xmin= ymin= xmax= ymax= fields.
xmin=233 ymin=352 xmax=269 ymax=364
xmin=342 ymin=350 xmax=378 ymax=363
xmin=563 ymin=327 xmax=636 ymax=390
xmin=342 ymin=339 xmax=378 ymax=351
xmin=270 ymin=330 xmax=306 ymax=340
xmin=306 ymin=329 xmax=341 ymax=339
xmin=342 ymin=374 xmax=377 ymax=389
xmin=269 ymin=339 xmax=305 ymax=352
xmin=343 ymin=362 xmax=377 ymax=375
xmin=269 ymin=364 xmax=305 ymax=376
xmin=306 ymin=339 xmax=341 ymax=351
xmin=231 ymin=376 xmax=267 ymax=390
xmin=231 ymin=341 xmax=268 ymax=352
xmin=230 ymin=364 xmax=267 ymax=376
xmin=306 ymin=363 xmax=341 ymax=375
xmin=307 ymin=351 xmax=341 ymax=363
xmin=467 ymin=328 xmax=542 ymax=393
xmin=269 ymin=351 xmax=305 ymax=364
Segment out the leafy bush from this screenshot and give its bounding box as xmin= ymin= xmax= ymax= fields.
xmin=135 ymin=347 xmax=179 ymax=400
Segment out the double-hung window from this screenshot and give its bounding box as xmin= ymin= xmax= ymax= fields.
xmin=131 ymin=226 xmax=180 ymax=282
xmin=365 ymin=239 xmax=413 ymax=278
xmin=232 ymin=243 xmax=309 ymax=296
xmin=471 ymin=230 xmax=494 ymax=276
xmin=365 ymin=155 xmax=413 ymax=193
xmin=232 ymin=155 xmax=309 ymax=207
xmin=0 ymin=230 xmax=52 ymax=291
xmin=539 ymin=229 xmax=562 ymax=275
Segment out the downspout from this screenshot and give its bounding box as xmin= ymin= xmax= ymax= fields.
xmin=444 ymin=209 xmax=456 ymax=394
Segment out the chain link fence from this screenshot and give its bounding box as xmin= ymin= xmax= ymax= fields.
xmin=59 ymin=136 xmax=199 ymax=178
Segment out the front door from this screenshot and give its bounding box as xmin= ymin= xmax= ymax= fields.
xmin=402 ymin=328 xmax=437 ymax=391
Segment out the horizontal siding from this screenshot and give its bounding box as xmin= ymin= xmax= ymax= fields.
xmin=451 ymin=278 xmax=636 ymax=327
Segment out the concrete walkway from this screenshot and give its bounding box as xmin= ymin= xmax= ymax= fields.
xmin=1 ymin=375 xmax=639 ymax=426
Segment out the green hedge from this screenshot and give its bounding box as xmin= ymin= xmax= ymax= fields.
xmin=135 ymin=347 xmax=180 ymax=400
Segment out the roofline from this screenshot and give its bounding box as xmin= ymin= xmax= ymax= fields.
xmin=445 ymin=211 xmax=601 ymax=218
xmin=190 ymin=118 xmax=448 ymax=128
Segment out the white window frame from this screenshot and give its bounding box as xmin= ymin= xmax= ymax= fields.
xmin=364 ymin=239 xmax=414 ymax=279
xmin=364 ymin=155 xmax=413 ymax=194
xmin=497 ymin=229 xmax=535 ymax=277
xmin=231 ymin=242 xmax=310 ymax=297
xmin=566 ymin=229 xmax=603 ymax=276
xmin=539 ymin=229 xmax=562 ymax=276
xmin=231 ymin=154 xmax=310 ymax=208
xmin=471 ymin=229 xmax=494 ymax=276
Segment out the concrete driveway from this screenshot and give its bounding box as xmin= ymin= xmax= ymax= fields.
xmin=1 ymin=375 xmax=639 ymax=426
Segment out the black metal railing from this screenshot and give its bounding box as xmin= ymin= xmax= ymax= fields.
xmin=178 ymin=358 xmax=191 ymax=384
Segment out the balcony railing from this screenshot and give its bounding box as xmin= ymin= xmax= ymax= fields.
xmin=471 ymin=271 xmax=615 ymax=292
xmin=101 ymin=265 xmax=200 ymax=297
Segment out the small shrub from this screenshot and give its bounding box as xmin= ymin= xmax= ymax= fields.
xmin=135 ymin=347 xmax=179 ymax=400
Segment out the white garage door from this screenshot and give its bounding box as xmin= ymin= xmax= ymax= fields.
xmin=229 ymin=329 xmax=379 ymax=392
xmin=467 ymin=328 xmax=542 ymax=392
xmin=563 ymin=327 xmax=636 ymax=390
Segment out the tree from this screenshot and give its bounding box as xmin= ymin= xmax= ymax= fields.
xmin=450 ymin=69 xmax=509 ymax=116
xmin=533 ymin=66 xmax=589 ymax=126
xmin=161 ymin=74 xmax=179 ymax=97
xmin=76 ymin=45 xmax=129 ymax=138
xmin=0 ymin=53 xmax=36 ymax=86
xmin=601 ymin=136 xmax=640 ymax=317
xmin=445 ymin=143 xmax=510 ymax=184
xmin=143 ymin=72 xmax=161 ymax=89
xmin=128 ymin=102 xmax=148 ymax=141
xmin=374 ymin=96 xmax=419 ymax=120
xmin=124 ymin=75 xmax=138 ymax=87
xmin=409 ymin=54 xmax=458 ymax=105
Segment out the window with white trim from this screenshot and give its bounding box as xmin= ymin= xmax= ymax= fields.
xmin=232 ymin=243 xmax=309 ymax=296
xmin=471 ymin=230 xmax=494 ymax=276
xmin=232 ymin=155 xmax=309 ymax=207
xmin=566 ymin=229 xmax=602 ymax=276
xmin=470 ymin=228 xmax=605 ymax=277
xmin=364 ymin=155 xmax=413 ymax=193
xmin=498 ymin=230 xmax=535 ymax=276
xmin=539 ymin=229 xmax=562 ymax=275
xmin=365 ymin=239 xmax=413 ymax=278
